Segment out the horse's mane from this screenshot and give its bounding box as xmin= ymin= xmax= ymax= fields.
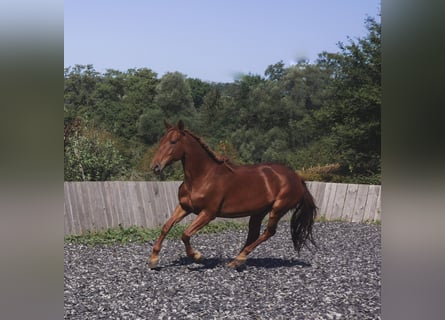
xmin=184 ymin=129 xmax=235 ymax=171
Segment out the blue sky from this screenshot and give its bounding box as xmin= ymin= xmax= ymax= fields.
xmin=64 ymin=0 xmax=380 ymax=83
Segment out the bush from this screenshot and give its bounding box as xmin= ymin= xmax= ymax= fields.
xmin=64 ymin=126 xmax=126 ymax=181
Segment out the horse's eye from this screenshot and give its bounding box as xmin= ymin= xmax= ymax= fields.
xmin=170 ymin=139 xmax=178 ymax=145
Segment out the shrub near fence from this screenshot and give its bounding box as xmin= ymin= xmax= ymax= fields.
xmin=64 ymin=181 xmax=381 ymax=235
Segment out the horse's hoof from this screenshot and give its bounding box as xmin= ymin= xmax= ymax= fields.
xmin=193 ymin=251 xmax=203 ymax=262
xmin=148 ymin=257 xmax=159 ymax=269
xmin=227 ymin=258 xmax=245 ymax=269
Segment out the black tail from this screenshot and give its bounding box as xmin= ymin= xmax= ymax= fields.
xmin=290 ymin=180 xmax=317 ymax=254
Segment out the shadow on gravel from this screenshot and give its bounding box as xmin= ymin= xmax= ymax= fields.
xmin=155 ymin=256 xmax=311 ymax=271
xmin=246 ymin=258 xmax=311 ymax=269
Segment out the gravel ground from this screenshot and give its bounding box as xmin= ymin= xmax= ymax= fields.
xmin=64 ymin=222 xmax=381 ymax=320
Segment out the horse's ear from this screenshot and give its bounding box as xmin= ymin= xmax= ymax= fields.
xmin=177 ymin=119 xmax=184 ymax=132
xmin=164 ymin=119 xmax=172 ymax=130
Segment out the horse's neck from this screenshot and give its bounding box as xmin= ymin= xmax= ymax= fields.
xmin=182 ymin=138 xmax=217 ymax=183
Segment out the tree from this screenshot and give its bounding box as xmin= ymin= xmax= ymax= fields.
xmin=137 ymin=107 xmax=165 ymax=145
xmin=315 ymin=17 xmax=381 ymax=175
xmin=265 ymin=60 xmax=285 ymax=81
xmin=64 ymin=64 xmax=100 ymax=117
xmin=124 ymin=68 xmax=159 ymax=112
xmin=186 ymin=78 xmax=212 ymax=109
xmin=153 ymin=72 xmax=195 ymax=119
xmin=137 ymin=72 xmax=198 ymax=143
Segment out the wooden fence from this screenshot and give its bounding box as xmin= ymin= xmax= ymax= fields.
xmin=64 ymin=181 xmax=381 ymax=235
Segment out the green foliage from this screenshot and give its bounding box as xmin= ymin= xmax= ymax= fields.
xmin=186 ymin=77 xmax=212 ymax=109
xmin=64 ymin=123 xmax=126 ymax=181
xmin=314 ymin=17 xmax=381 ymax=176
xmin=137 ymin=107 xmax=165 ymax=145
xmin=65 ymin=221 xmax=246 ymax=246
xmin=153 ymin=72 xmax=195 ymax=119
xmin=64 ymin=17 xmax=381 ymax=184
xmin=264 ymin=60 xmax=286 ymax=81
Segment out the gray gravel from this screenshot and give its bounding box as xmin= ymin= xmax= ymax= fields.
xmin=64 ymin=222 xmax=381 ymax=319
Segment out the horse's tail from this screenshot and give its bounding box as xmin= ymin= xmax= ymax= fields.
xmin=290 ymin=180 xmax=317 ymax=254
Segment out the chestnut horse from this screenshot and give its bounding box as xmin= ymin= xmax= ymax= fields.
xmin=149 ymin=120 xmax=317 ymax=268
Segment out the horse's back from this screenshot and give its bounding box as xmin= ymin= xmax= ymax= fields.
xmin=218 ymin=162 xmax=303 ymax=217
xmin=233 ymin=162 xmax=302 ymax=188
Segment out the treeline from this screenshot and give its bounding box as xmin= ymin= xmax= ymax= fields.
xmin=64 ymin=17 xmax=380 ymax=184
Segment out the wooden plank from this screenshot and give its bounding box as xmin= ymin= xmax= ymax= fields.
xmin=70 ymin=182 xmax=82 ymax=234
xmin=127 ymin=182 xmax=139 ymax=226
xmin=373 ymin=186 xmax=382 ymax=222
xmin=121 ymin=181 xmax=134 ymax=227
xmin=351 ymin=184 xmax=369 ymax=222
xmin=143 ymin=182 xmax=157 ymax=228
xmin=64 ymin=182 xmax=73 ymax=234
xmin=85 ymin=182 xmax=99 ymax=231
xmin=147 ymin=182 xmax=158 ymax=227
xmin=320 ymin=183 xmax=336 ymax=219
xmin=113 ymin=181 xmax=129 ymax=227
xmin=90 ymin=182 xmax=108 ymax=231
xmin=318 ymin=182 xmax=331 ymax=218
xmin=331 ymin=183 xmax=347 ymax=221
xmin=84 ymin=182 xmax=97 ymax=231
xmin=67 ymin=182 xmax=79 ymax=234
xmin=363 ymin=185 xmax=380 ymax=222
xmin=115 ymin=181 xmax=125 ymax=226
xmin=326 ymin=183 xmax=338 ymax=220
xmin=342 ymin=184 xmax=359 ymax=221
xmin=97 ymin=182 xmax=110 ymax=230
xmin=64 ymin=198 xmax=70 ymax=235
xmin=74 ymin=182 xmax=90 ymax=233
xmin=80 ymin=182 xmax=93 ymax=231
xmin=144 ymin=182 xmax=156 ymax=227
xmin=134 ymin=182 xmax=147 ymax=227
xmin=121 ymin=182 xmax=133 ymax=226
xmin=134 ymin=182 xmax=146 ymax=227
xmin=64 ymin=182 xmax=74 ymax=234
xmin=314 ymin=182 xmax=326 ymax=215
xmin=133 ymin=182 xmax=148 ymax=228
xmin=108 ymin=182 xmax=119 ymax=227
xmin=160 ymin=182 xmax=172 ymax=221
xmin=155 ymin=182 xmax=166 ymax=225
xmin=103 ymin=181 xmax=117 ymax=229
xmin=166 ymin=182 xmax=176 ymax=216
xmin=151 ymin=182 xmax=165 ymax=227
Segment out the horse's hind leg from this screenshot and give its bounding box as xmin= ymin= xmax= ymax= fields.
xmin=241 ymin=212 xmax=268 ymax=251
xmin=228 ymin=208 xmax=286 ymax=268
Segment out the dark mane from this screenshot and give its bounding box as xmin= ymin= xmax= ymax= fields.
xmin=184 ymin=129 xmax=235 ymax=170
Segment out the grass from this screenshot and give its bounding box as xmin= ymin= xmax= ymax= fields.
xmin=65 ymin=221 xmax=247 ymax=246
xmin=65 ymin=216 xmax=381 ymax=246
xmin=315 ymin=215 xmax=345 ymax=223
xmin=316 ymin=214 xmax=381 ymax=225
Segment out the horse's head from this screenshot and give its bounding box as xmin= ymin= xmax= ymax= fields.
xmin=151 ymin=120 xmax=187 ymax=173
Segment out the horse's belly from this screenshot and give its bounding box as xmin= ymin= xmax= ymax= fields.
xmin=218 ymin=205 xmax=272 ymax=218
xmin=219 ymin=193 xmax=274 ymax=217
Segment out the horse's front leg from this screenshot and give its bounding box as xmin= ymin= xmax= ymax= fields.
xmin=181 ymin=210 xmax=215 ymax=262
xmin=149 ymin=205 xmax=189 ymax=269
